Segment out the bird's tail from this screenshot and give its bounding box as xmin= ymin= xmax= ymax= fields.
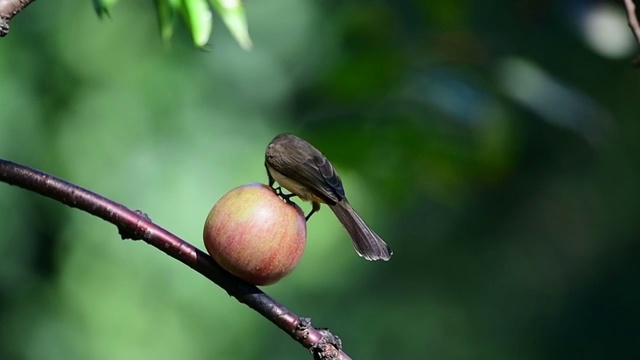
xmin=329 ymin=201 xmax=392 ymax=261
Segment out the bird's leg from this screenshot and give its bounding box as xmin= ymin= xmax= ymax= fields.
xmin=263 ymin=166 xmax=298 ymax=205
xmin=280 ymin=192 xmax=297 ymax=204
xmin=273 ymin=187 xmax=298 ymax=205
xmin=305 ymin=201 xmax=320 ymax=221
xmin=265 ymin=164 xmax=286 ymax=198
xmin=265 ymin=162 xmax=275 ymax=188
xmin=270 ymin=185 xmax=284 ymax=198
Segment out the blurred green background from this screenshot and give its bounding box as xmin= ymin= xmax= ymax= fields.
xmin=1 ymin=0 xmax=639 ymax=359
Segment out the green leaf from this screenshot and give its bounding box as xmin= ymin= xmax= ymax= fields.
xmin=92 ymin=0 xmax=120 ymax=18
xmin=181 ymin=0 xmax=213 ymax=47
xmin=211 ymin=0 xmax=253 ymax=50
xmin=154 ymin=0 xmax=178 ymax=43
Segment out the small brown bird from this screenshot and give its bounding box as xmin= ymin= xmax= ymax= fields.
xmin=265 ymin=133 xmax=392 ymax=261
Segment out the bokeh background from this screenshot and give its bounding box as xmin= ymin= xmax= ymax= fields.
xmin=1 ymin=0 xmax=639 ymax=359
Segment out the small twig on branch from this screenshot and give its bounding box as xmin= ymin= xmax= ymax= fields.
xmin=623 ymin=0 xmax=640 ymax=66
xmin=0 ymin=0 xmax=37 ymax=37
xmin=0 ymin=159 xmax=351 ymax=360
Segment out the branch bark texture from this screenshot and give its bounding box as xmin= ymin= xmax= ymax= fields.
xmin=0 ymin=0 xmax=36 ymax=36
xmin=0 ymin=159 xmax=351 ymax=360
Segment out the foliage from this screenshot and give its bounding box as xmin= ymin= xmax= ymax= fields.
xmin=94 ymin=0 xmax=251 ymax=48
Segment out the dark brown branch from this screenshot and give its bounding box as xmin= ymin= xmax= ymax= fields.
xmin=623 ymin=0 xmax=640 ymax=66
xmin=0 ymin=0 xmax=37 ymax=37
xmin=0 ymin=159 xmax=350 ymax=360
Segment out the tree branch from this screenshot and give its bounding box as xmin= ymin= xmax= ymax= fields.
xmin=0 ymin=0 xmax=37 ymax=37
xmin=623 ymin=0 xmax=640 ymax=66
xmin=0 ymin=159 xmax=351 ymax=360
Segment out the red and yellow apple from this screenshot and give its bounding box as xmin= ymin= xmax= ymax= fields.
xmin=203 ymin=183 xmax=307 ymax=285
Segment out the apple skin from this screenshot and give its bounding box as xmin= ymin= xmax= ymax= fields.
xmin=203 ymin=183 xmax=307 ymax=286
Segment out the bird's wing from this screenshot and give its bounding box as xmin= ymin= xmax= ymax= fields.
xmin=310 ymin=153 xmax=345 ymax=201
xmin=269 ymin=150 xmax=345 ymax=203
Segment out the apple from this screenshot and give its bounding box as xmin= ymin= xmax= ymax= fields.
xmin=203 ymin=183 xmax=307 ymax=285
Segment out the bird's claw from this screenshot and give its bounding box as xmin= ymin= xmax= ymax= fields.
xmin=272 ymin=186 xmax=297 ymax=205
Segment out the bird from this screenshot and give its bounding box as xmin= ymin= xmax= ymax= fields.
xmin=264 ymin=133 xmax=392 ymax=261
